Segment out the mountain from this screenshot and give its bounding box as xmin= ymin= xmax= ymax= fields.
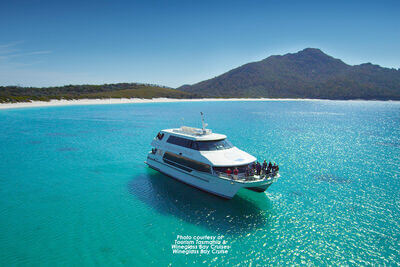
xmin=179 ymin=48 xmax=400 ymax=100
xmin=0 ymin=83 xmax=195 ymax=103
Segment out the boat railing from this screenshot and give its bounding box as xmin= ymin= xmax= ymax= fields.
xmin=214 ymin=171 xmax=278 ymax=181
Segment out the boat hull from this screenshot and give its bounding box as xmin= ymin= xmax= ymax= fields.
xmin=146 ymin=157 xmax=243 ymax=199
xmin=146 ymin=157 xmax=276 ymax=199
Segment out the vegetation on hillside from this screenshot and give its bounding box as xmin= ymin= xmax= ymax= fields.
xmin=179 ymin=48 xmax=400 ymax=100
xmin=0 ymin=83 xmax=197 ymax=103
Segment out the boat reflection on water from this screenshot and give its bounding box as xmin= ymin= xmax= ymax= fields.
xmin=128 ymin=169 xmax=274 ymax=236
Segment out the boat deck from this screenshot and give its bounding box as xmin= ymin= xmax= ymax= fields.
xmin=215 ymin=171 xmax=279 ymax=182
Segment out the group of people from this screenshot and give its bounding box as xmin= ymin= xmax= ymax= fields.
xmin=247 ymin=160 xmax=279 ymax=176
xmin=224 ymin=160 xmax=279 ymax=180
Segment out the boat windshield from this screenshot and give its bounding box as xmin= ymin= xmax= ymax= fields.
xmin=196 ymin=139 xmax=233 ymax=151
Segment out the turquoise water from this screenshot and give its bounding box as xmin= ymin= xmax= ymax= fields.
xmin=0 ymin=100 xmax=399 ymax=266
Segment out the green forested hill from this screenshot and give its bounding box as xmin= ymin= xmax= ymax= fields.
xmin=179 ymin=48 xmax=400 ymax=100
xmin=0 ymin=83 xmax=195 ymax=103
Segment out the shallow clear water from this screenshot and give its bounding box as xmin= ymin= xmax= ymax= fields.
xmin=0 ymin=100 xmax=399 ymax=266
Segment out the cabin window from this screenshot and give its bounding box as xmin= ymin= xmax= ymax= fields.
xmin=195 ymin=139 xmax=233 ymax=151
xmin=166 ymin=135 xmax=234 ymax=151
xmin=166 ymin=135 xmax=193 ymax=148
xmin=190 ymin=141 xmax=199 ymax=150
xmin=163 ymin=152 xmax=211 ymax=173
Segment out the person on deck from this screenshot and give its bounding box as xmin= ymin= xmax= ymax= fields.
xmin=226 ymin=168 xmax=232 ymax=178
xmin=233 ymin=167 xmax=239 ymax=180
xmin=262 ymin=160 xmax=267 ymax=174
xmin=251 ymin=162 xmax=256 ymax=170
xmin=246 ymin=165 xmax=252 ymax=177
xmin=256 ymin=162 xmax=261 ymax=175
xmin=267 ymin=161 xmax=272 ymax=174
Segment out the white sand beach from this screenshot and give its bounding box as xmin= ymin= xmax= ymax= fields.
xmin=0 ymin=98 xmax=322 ymax=110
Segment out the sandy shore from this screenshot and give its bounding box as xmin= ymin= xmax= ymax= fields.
xmin=0 ymin=97 xmax=322 ymax=110
xmin=1 ymin=97 xmax=395 ymax=110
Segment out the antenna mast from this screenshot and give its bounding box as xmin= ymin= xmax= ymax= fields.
xmin=200 ymin=112 xmax=208 ymax=134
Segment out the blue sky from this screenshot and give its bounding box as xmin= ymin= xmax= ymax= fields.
xmin=1 ymin=0 xmax=399 ymax=87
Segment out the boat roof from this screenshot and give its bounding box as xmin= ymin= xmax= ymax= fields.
xmin=162 ymin=126 xmax=227 ymax=141
xmin=201 ymin=147 xmax=257 ymax=166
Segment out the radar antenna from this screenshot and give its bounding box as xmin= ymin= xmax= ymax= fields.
xmin=200 ymin=112 xmax=208 ymax=134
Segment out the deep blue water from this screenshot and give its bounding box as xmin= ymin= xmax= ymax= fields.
xmin=0 ymin=100 xmax=399 ymax=266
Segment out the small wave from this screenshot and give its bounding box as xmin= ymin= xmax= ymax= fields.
xmin=376 ymin=141 xmax=400 ymax=148
xmin=288 ymin=111 xmax=345 ymax=116
xmin=314 ymin=174 xmax=351 ymax=184
xmin=57 ymin=117 xmax=124 ymax=122
xmin=57 ymin=147 xmax=79 ymax=152
xmin=47 ymin=132 xmax=77 ymax=137
xmin=289 ymin=191 xmax=303 ymax=197
xmin=28 ymin=140 xmax=42 ymax=144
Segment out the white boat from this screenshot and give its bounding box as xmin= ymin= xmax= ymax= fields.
xmin=145 ymin=115 xmax=280 ymax=199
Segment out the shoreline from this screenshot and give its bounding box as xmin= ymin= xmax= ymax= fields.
xmin=0 ymin=97 xmax=398 ymax=110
